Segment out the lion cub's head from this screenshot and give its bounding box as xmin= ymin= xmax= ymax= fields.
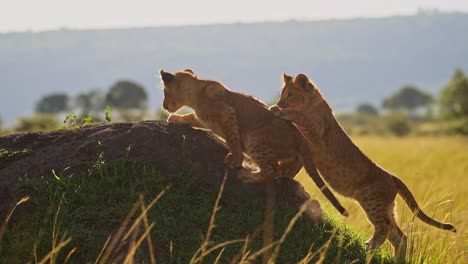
xmin=160 ymin=69 xmax=197 ymax=112
xmin=277 ymin=73 xmax=323 ymax=111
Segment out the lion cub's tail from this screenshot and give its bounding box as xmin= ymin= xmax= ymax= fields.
xmin=392 ymin=175 xmax=456 ymax=232
xmin=299 ymin=144 xmax=349 ymax=217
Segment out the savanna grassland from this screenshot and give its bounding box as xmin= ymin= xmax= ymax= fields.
xmin=297 ymin=136 xmax=468 ymax=263
xmin=1 ymin=127 xmax=466 ymax=263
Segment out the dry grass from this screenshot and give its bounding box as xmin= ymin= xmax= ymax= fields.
xmin=296 ymin=136 xmax=468 ymax=263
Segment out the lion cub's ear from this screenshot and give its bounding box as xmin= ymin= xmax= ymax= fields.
xmin=184 ymin=68 xmax=196 ymax=76
xmin=294 ymin=73 xmax=312 ymax=92
xmin=282 ymin=73 xmax=293 ymax=83
xmin=160 ymin=70 xmax=175 ymax=83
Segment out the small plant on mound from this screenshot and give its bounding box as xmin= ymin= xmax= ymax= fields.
xmin=0 ymin=148 xmax=32 ymax=170
xmin=0 ymin=154 xmax=394 ymax=263
xmin=63 ymin=106 xmax=112 ymax=129
xmin=0 ymin=149 xmax=31 ymax=161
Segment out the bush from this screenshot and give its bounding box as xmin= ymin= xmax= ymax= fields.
xmin=13 ymin=114 xmax=61 ymax=132
xmin=384 ymin=113 xmax=412 ymax=136
xmin=0 ymin=117 xmax=5 ymax=136
xmin=117 ymin=108 xmax=149 ymax=121
xmin=336 ymin=113 xmax=387 ymax=136
xmin=451 ymin=118 xmax=468 ymax=135
xmin=155 ymin=106 xmax=169 ymax=121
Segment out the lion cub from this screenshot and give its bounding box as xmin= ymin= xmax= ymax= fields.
xmin=160 ymin=69 xmax=348 ymax=218
xmin=270 ymin=73 xmax=456 ymax=259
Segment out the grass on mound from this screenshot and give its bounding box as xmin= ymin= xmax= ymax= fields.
xmin=0 ymin=154 xmax=395 ymax=263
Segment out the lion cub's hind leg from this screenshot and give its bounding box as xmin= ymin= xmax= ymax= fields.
xmin=244 ymin=149 xmax=308 ymax=183
xmin=359 ymin=195 xmax=393 ymax=250
xmin=277 ymin=155 xmax=303 ymax=179
xmin=387 ymin=205 xmax=407 ymax=262
xmin=238 ymin=141 xmax=280 ymax=183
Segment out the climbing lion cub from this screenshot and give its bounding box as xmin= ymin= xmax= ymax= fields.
xmin=160 ymin=69 xmax=348 ymax=218
xmin=270 ymin=73 xmax=456 ymax=259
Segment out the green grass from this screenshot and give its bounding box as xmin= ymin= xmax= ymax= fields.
xmin=297 ymin=136 xmax=467 ymax=264
xmin=1 ymin=154 xmax=393 ymax=263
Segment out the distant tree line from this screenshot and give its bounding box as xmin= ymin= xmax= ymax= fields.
xmin=2 ymin=68 xmax=467 ymax=135
xmin=35 ymin=80 xmax=148 ymax=115
xmin=355 ymin=68 xmax=467 ymax=118
xmin=8 ymin=79 xmax=149 ymax=132
xmin=347 ymin=68 xmax=468 ymax=136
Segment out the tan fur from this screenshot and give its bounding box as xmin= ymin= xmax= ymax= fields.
xmin=160 ymin=69 xmax=349 ymax=218
xmin=271 ymin=73 xmax=457 ymax=260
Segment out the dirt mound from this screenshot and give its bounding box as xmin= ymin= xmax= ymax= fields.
xmin=0 ymin=121 xmax=322 ymax=221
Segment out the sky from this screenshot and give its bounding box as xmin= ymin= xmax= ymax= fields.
xmin=1 ymin=0 xmax=468 ymax=32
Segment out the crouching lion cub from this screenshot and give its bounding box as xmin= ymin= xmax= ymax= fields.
xmin=159 ymin=69 xmax=348 ymax=219
xmin=270 ymin=73 xmax=456 ymax=260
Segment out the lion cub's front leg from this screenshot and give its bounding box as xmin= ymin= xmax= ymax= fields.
xmin=167 ymin=113 xmax=204 ymax=129
xmin=218 ymin=106 xmax=244 ymax=168
xmin=269 ymin=105 xmax=326 ymax=138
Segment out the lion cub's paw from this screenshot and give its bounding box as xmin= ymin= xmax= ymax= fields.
xmin=224 ymin=153 xmax=243 ymax=168
xmin=237 ymin=170 xmax=261 ymax=184
xmin=167 ymin=114 xmax=181 ymax=123
xmin=364 ymin=238 xmax=379 ymax=250
xmin=302 ymin=199 xmax=325 ymax=224
xmin=268 ymin=105 xmax=283 ymax=117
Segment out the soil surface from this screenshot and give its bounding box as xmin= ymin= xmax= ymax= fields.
xmin=0 ymin=121 xmax=322 ymax=221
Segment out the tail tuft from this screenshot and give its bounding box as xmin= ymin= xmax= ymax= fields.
xmin=444 ymin=224 xmax=457 ymax=233
xmin=393 ymin=175 xmax=457 ymax=232
xmin=341 ymin=209 xmax=349 ymax=217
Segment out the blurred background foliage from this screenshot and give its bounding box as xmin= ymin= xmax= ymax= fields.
xmin=1 ymin=68 xmax=467 ymax=137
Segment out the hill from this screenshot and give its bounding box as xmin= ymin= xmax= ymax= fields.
xmin=0 ymin=122 xmax=393 ymax=263
xmin=1 ymin=12 xmax=468 ymax=124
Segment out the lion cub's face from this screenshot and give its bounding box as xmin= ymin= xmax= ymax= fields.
xmin=277 ymin=73 xmax=320 ymax=111
xmin=160 ymin=69 xmax=196 ymax=112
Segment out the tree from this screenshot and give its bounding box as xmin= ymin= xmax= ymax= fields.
xmin=75 ymin=89 xmax=105 ymax=114
xmin=382 ymin=85 xmax=434 ymax=115
xmin=439 ymin=69 xmax=468 ymax=119
xmin=356 ymin=103 xmax=379 ymax=116
xmin=35 ymin=93 xmax=69 ymax=114
xmin=106 ymin=80 xmax=148 ymax=109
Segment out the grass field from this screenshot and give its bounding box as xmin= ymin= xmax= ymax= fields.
xmin=297 ymin=136 xmax=468 ymax=263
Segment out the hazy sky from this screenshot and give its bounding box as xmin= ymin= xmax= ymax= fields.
xmin=1 ymin=0 xmax=468 ymax=32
